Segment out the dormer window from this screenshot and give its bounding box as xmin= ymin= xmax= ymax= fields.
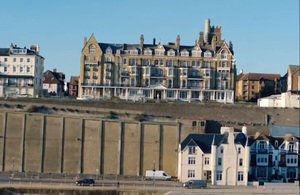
xmin=89 ymin=45 xmax=96 ymax=53
xmin=275 ymin=140 xmax=278 ymax=147
xmin=155 ymin=50 xmax=164 ymax=56
xmin=130 ymin=49 xmax=138 ymax=55
xmin=180 ymin=50 xmax=189 ymax=57
xmin=144 ymin=49 xmax=152 ymax=55
xmin=220 ymin=50 xmax=227 ymax=59
xmin=106 ymin=47 xmax=112 ymax=54
xmin=167 ymin=50 xmax=175 ymax=56
xmin=204 ymin=51 xmax=212 ymax=57
xmin=192 ymin=50 xmax=201 ymax=57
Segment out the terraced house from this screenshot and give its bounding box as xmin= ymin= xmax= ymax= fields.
xmin=78 ymin=19 xmax=236 ymax=103
xmin=0 ymin=44 xmax=44 ymax=98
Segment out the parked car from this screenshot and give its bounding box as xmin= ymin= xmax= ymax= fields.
xmin=183 ymin=179 xmax=207 ymax=189
xmin=75 ymin=178 xmax=95 ymax=186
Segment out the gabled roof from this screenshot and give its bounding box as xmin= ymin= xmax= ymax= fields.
xmin=180 ymin=134 xmax=226 ymax=153
xmin=70 ymin=76 xmax=79 ymax=85
xmin=288 ymin=65 xmax=299 ymax=76
xmin=43 ymin=70 xmax=65 ymax=84
xmin=237 ymin=73 xmax=281 ymax=81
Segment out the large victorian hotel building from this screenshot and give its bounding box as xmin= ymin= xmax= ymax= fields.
xmin=79 ymin=19 xmax=236 ymax=103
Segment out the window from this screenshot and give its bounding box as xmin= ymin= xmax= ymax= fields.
xmin=238 ymin=148 xmax=241 ymax=154
xmin=13 ymin=66 xmax=16 ymax=72
xmin=220 ymin=147 xmax=223 ymax=154
xmin=26 ymin=66 xmax=30 ymax=73
xmin=216 ymin=171 xmax=222 ymax=181
xmin=89 ymin=45 xmax=95 ymax=53
xmin=20 ymin=58 xmax=23 ymax=63
xmin=288 ymin=143 xmax=294 ymax=152
xmin=188 ymin=146 xmax=196 ymax=154
xmin=4 ymin=58 xmax=7 ymax=62
xmin=167 ymin=50 xmax=175 ymax=56
xmin=192 ymin=121 xmax=197 ymax=126
xmin=188 ymin=170 xmax=195 ymax=178
xmin=27 ymin=58 xmax=30 ymax=63
xmin=20 ymin=66 xmax=23 ymax=72
xmin=204 ymin=157 xmax=209 ymax=165
xmin=217 ymin=158 xmax=222 ymax=166
xmin=221 ymin=51 xmax=227 ymax=59
xmin=106 ymin=47 xmax=112 ymax=54
xmin=188 ymin=157 xmax=196 ymax=164
xmin=238 ymin=172 xmax=243 ymax=181
xmin=204 ymin=51 xmax=212 ymax=57
xmin=123 ymin=59 xmax=127 ymax=64
xmin=4 ymin=66 xmax=7 ymax=72
xmin=13 ymin=58 xmax=16 ymax=62
xmin=239 ymin=158 xmax=243 ymax=166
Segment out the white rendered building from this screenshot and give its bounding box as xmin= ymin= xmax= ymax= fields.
xmin=178 ymin=126 xmax=250 ymax=186
xmin=257 ymin=92 xmax=300 ymax=108
xmin=0 ymin=43 xmax=44 ymax=98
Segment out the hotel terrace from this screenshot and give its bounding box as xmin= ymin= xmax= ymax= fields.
xmin=79 ymin=19 xmax=236 ymax=103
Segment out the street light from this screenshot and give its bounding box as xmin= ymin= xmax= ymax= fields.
xmin=153 ymin=160 xmax=156 ymax=187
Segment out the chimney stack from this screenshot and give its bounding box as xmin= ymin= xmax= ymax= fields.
xmin=204 ymin=19 xmax=211 ymax=43
xmin=153 ymin=38 xmax=156 ymax=45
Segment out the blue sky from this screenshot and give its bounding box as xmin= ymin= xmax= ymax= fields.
xmin=1 ymin=0 xmax=299 ymax=81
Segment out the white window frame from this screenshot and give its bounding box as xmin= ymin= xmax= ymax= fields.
xmin=216 ymin=171 xmax=222 ymax=181
xmin=188 ymin=157 xmax=196 ymax=164
xmin=238 ymin=171 xmax=243 ymax=181
xmin=188 ymin=170 xmax=195 ymax=178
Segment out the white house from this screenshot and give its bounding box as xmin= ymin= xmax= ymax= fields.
xmin=257 ymin=92 xmax=300 ymax=108
xmin=178 ymin=126 xmax=250 ymax=186
xmin=0 ymin=43 xmax=45 ymax=98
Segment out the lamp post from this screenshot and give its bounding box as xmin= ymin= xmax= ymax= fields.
xmin=153 ymin=160 xmax=156 ymax=187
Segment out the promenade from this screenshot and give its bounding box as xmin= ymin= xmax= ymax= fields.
xmin=0 ymin=181 xmax=299 ymax=195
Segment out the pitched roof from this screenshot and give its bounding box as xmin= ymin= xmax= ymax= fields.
xmin=43 ymin=70 xmax=65 ymax=84
xmin=180 ymin=134 xmax=226 ymax=153
xmin=0 ymin=48 xmax=10 ymax=56
xmin=70 ymin=76 xmax=79 ymax=85
xmin=237 ymin=73 xmax=281 ymax=81
xmin=288 ymin=65 xmax=300 ymax=76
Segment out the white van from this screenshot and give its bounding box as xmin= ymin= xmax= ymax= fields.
xmin=145 ymin=170 xmax=171 ymax=180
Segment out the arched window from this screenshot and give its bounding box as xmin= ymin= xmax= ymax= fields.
xmin=221 ymin=51 xmax=227 ymax=59
xmin=89 ymin=45 xmax=96 ymax=53
xmin=191 ymin=61 xmax=196 ymax=67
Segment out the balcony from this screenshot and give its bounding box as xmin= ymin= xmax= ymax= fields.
xmin=121 ymin=72 xmax=130 ymax=77
xmin=150 ymin=74 xmax=165 ymax=78
xmin=93 ymin=76 xmax=98 ymax=79
xmin=188 ymin=75 xmax=203 ymax=80
xmin=105 ymin=75 xmax=111 ymax=79
xmin=258 ymin=148 xmax=268 ymax=153
xmin=84 ymin=68 xmax=91 ymax=71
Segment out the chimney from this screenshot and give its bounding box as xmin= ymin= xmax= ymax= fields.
xmin=211 ymin=35 xmax=217 ymax=51
xmin=153 ymin=38 xmax=156 ymax=45
xmin=229 ymin=41 xmax=233 ymax=51
xmin=140 ymin=34 xmax=144 ymax=49
xmin=53 ymin=68 xmax=57 ymax=72
xmin=204 ymin=19 xmax=211 ymax=43
xmin=175 ymin=35 xmax=180 ymax=49
xmin=198 ymin=32 xmax=204 ymax=46
xmin=83 ymin=37 xmax=87 ymax=46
